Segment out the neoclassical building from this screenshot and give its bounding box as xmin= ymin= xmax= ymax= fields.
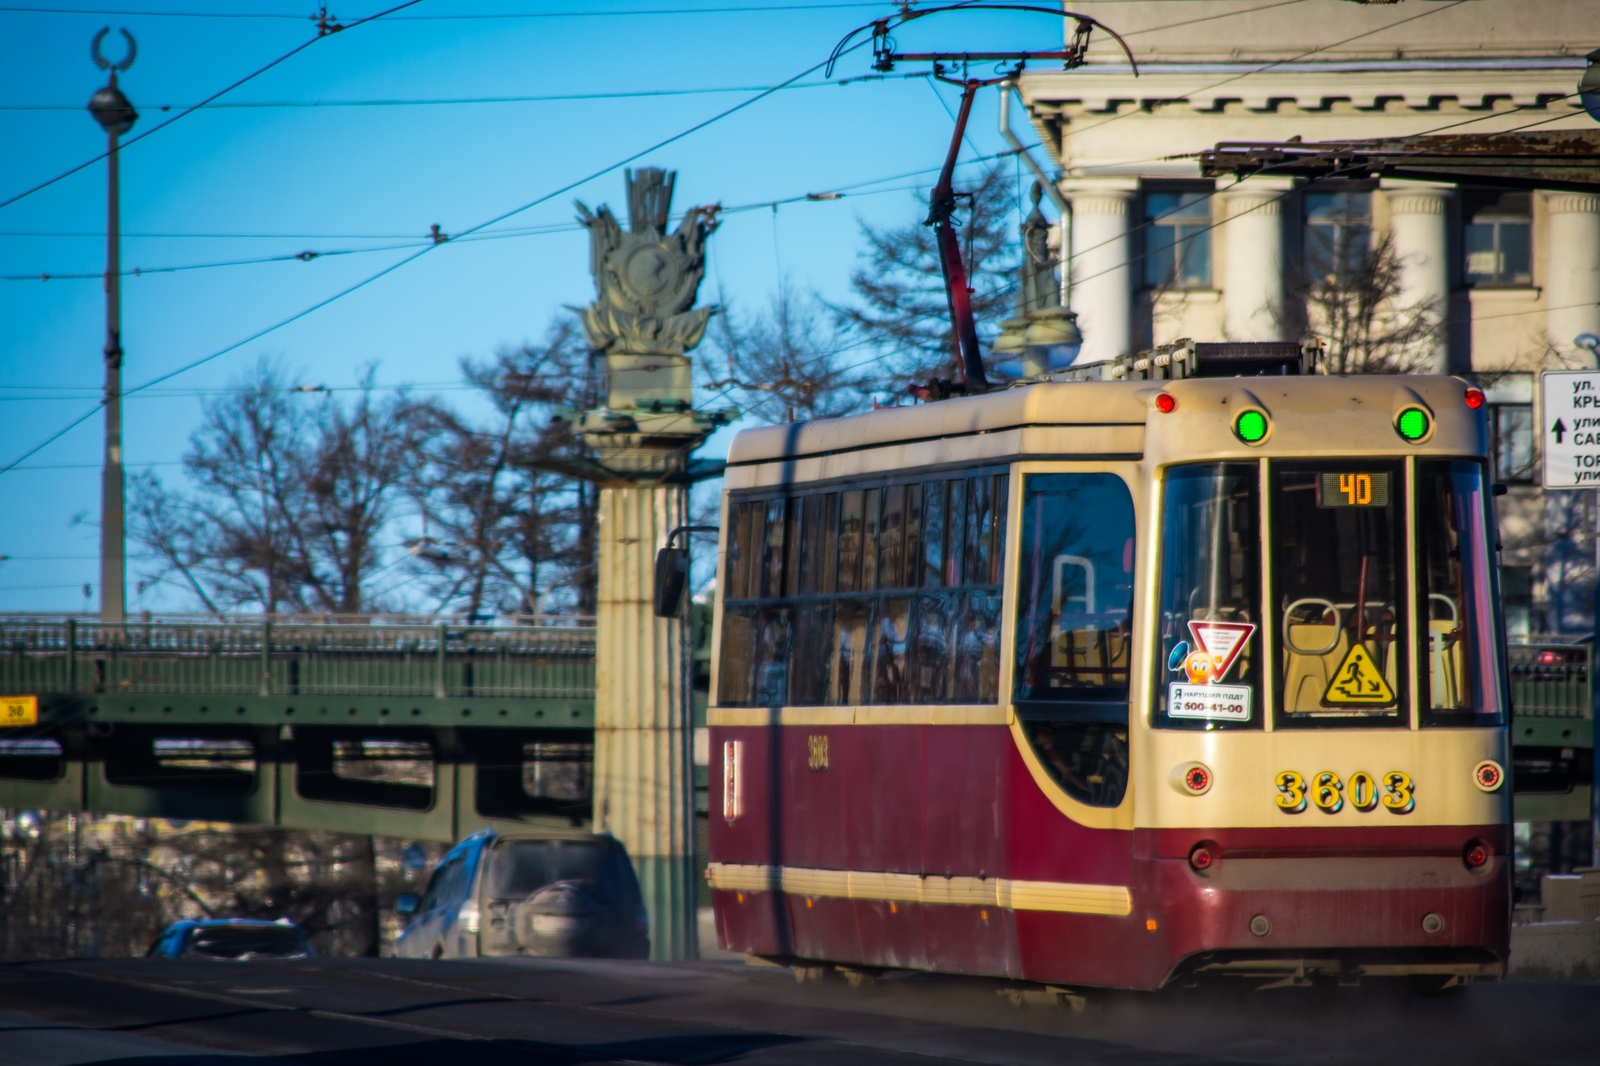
xmin=1019 ymin=0 xmax=1600 ymax=634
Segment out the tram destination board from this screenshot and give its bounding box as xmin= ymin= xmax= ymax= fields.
xmin=1542 ymin=369 xmax=1600 ymax=489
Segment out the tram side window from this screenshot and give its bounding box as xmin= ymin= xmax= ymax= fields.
xmin=1015 ymin=474 xmax=1136 ymax=706
xmin=1013 ymin=473 xmax=1135 ymax=809
xmin=1418 ymin=461 xmax=1504 ymax=726
xmin=1152 ymin=463 xmax=1262 ymax=731
xmin=1271 ymin=461 xmax=1408 ymax=728
xmin=716 ymin=471 xmax=1009 ymax=708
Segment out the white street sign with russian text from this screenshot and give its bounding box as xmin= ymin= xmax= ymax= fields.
xmin=1541 ymin=370 xmax=1600 ymax=489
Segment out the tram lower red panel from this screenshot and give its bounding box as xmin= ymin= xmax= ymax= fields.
xmin=708 ymin=723 xmax=1510 ymax=989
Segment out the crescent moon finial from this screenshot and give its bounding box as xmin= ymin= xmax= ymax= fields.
xmin=90 ymin=26 xmax=137 ymax=74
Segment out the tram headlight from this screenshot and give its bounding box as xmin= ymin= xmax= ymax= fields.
xmin=1232 ymin=409 xmax=1269 ymax=445
xmin=1395 ymin=406 xmax=1432 ymax=442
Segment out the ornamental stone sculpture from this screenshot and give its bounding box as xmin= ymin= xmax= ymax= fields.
xmin=575 ymin=168 xmax=718 ymax=357
xmin=564 ymin=168 xmax=730 ymax=480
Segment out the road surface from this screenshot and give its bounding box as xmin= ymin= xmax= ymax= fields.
xmin=0 ymin=955 xmax=1594 ymax=1065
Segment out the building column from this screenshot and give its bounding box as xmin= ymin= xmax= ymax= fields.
xmin=1220 ymin=179 xmax=1289 ymax=341
xmin=593 ymin=481 xmax=695 ymax=960
xmin=1067 ymin=186 xmax=1135 ymax=362
xmin=1545 ymin=193 xmax=1600 ymax=368
xmin=1384 ymin=182 xmax=1452 ymax=374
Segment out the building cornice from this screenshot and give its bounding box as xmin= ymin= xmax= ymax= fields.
xmin=1020 ymin=65 xmax=1583 ymax=115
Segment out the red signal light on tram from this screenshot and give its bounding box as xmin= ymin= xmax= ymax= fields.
xmin=1464 ymin=841 xmax=1491 ymax=869
xmin=1155 ymin=393 xmax=1177 ymax=413
xmin=1464 ymin=388 xmax=1485 ymax=409
xmin=1188 ymin=844 xmax=1215 ymax=872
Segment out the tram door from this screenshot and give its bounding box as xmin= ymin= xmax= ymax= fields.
xmin=1012 ymin=470 xmax=1137 ymax=812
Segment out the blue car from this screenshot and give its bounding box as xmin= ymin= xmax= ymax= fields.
xmin=147 ymin=919 xmax=313 ymax=960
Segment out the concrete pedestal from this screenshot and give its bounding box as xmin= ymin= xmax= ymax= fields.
xmin=592 ymin=480 xmax=697 ymax=960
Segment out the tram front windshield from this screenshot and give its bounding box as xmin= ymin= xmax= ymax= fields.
xmin=1152 ymin=460 xmax=1502 ymax=730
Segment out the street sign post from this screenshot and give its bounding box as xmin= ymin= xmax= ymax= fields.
xmin=1540 ymin=368 xmax=1600 ymax=869
xmin=1541 ymin=369 xmax=1600 ymax=488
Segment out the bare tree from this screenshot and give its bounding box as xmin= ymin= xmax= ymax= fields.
xmin=0 ymin=811 xmax=443 ymax=960
xmin=1284 ymin=233 xmax=1444 ymax=375
xmin=836 ymin=162 xmax=1019 ymax=388
xmin=409 ymin=319 xmax=594 ymax=617
xmin=130 ymin=358 xmax=428 ymax=614
xmin=707 ymin=282 xmax=878 ymax=423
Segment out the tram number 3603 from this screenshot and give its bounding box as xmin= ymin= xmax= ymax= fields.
xmin=1275 ymin=770 xmax=1414 ymax=815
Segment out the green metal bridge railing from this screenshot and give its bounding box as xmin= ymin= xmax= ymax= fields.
xmin=1507 ymin=640 xmax=1593 ymax=823
xmin=0 ymin=617 xmax=595 ymax=728
xmin=0 ymin=617 xmax=599 ymax=840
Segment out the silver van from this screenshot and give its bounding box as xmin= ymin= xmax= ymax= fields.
xmin=393 ymin=830 xmax=649 ymax=960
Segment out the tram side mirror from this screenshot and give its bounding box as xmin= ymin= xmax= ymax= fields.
xmin=654 ymin=547 xmax=689 ymax=618
xmin=396 ymin=893 xmax=419 ymax=917
xmin=1493 ymin=483 xmax=1509 ymax=497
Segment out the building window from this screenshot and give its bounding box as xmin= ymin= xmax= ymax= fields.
xmin=1142 ymin=191 xmax=1212 ymax=289
xmin=1491 ymin=403 xmax=1535 ymax=483
xmin=1464 ymin=191 xmax=1532 ymax=286
xmin=1303 ymin=190 xmax=1372 ymax=283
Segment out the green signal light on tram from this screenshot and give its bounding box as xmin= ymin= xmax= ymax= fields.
xmin=1233 ymin=409 xmax=1269 ymax=444
xmin=1395 ymin=407 xmax=1431 ymax=442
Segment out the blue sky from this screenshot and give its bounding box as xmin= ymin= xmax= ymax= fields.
xmin=0 ymin=1 xmax=1073 ymax=613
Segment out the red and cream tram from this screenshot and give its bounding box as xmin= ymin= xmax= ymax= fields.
xmin=705 ymin=355 xmax=1510 ymax=989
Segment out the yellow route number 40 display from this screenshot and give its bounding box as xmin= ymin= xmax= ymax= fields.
xmin=0 ymin=695 xmax=38 ymax=727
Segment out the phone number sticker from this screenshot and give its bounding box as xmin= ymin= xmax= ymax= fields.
xmin=1169 ymin=683 xmax=1251 ymax=722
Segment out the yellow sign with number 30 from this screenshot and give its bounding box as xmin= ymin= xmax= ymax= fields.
xmin=0 ymin=695 xmax=38 ymax=727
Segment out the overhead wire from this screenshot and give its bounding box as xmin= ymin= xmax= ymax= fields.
xmin=3 ymin=3 xmax=1578 ymax=468
xmin=0 ymin=37 xmax=882 ymax=477
xmin=0 ymin=138 xmax=1042 ymax=287
xmin=0 ymin=0 xmax=427 ymax=215
xmin=0 ymin=2 xmax=892 ymax=20
xmin=0 ymin=72 xmax=930 ymax=112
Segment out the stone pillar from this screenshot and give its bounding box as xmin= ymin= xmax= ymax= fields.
xmin=1067 ymin=187 xmax=1135 ymax=362
xmin=593 ymin=481 xmax=695 ymax=960
xmin=1545 ymin=193 xmax=1600 ymax=368
xmin=1384 ymin=182 xmax=1452 ymax=374
xmin=567 ymin=168 xmax=725 ymax=960
xmin=1221 ymin=179 xmax=1288 ymax=341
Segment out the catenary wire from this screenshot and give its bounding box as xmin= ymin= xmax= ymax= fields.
xmin=0 ymin=152 xmax=1027 ymax=283
xmin=0 ymin=72 xmax=931 ymax=112
xmin=0 ymin=39 xmax=879 ymax=477
xmin=0 ymin=0 xmax=426 ymax=216
xmin=0 ymin=3 xmax=891 ymax=20
xmin=0 ymin=8 xmax=1574 ymax=472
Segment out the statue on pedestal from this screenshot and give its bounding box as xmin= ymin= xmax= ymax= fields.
xmin=566 ymin=168 xmax=731 ymax=478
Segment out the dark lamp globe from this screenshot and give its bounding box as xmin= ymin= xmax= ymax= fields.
xmin=88 ymin=83 xmax=138 ymax=136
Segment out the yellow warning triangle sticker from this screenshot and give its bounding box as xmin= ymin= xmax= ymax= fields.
xmin=1321 ymin=643 xmax=1397 ymax=706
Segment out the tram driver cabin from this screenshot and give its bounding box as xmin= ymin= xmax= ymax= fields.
xmin=704 ymin=344 xmax=1510 ymax=990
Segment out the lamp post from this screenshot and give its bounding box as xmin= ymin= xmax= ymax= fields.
xmin=87 ymin=28 xmax=137 ymax=626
